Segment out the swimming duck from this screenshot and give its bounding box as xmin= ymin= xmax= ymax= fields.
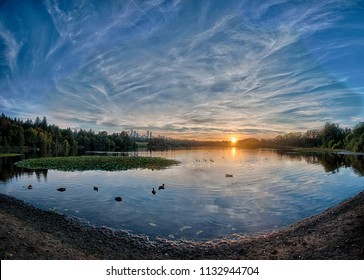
xmin=158 ymin=184 xmax=165 ymax=190
xmin=225 ymin=174 xmax=233 ymax=177
xmin=27 ymin=184 xmax=32 ymax=190
xmin=93 ymin=186 xmax=99 ymax=191
xmin=152 ymin=188 xmax=156 ymax=195
xmin=57 ymin=187 xmax=66 ymax=192
xmin=115 ymin=196 xmax=122 ymax=202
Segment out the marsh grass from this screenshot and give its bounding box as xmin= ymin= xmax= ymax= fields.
xmin=0 ymin=153 xmax=22 ymax=158
xmin=15 ymin=156 xmax=180 ymax=171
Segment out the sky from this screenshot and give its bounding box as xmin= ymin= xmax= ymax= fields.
xmin=0 ymin=0 xmax=363 ymax=140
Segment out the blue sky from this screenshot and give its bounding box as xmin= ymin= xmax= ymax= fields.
xmin=0 ymin=0 xmax=363 ymax=140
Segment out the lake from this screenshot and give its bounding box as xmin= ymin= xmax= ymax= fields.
xmin=1 ymin=148 xmax=363 ymax=240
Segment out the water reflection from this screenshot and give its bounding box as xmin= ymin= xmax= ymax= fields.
xmin=0 ymin=155 xmax=48 ymax=183
xmin=0 ymin=149 xmax=363 ymax=240
xmin=231 ymin=147 xmax=236 ymax=158
xmin=274 ymin=150 xmax=364 ymax=175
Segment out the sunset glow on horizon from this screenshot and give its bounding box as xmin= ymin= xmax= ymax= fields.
xmin=0 ymin=1 xmax=363 ymax=139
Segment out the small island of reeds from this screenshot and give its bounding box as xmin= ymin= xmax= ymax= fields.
xmin=15 ymin=156 xmax=180 ymax=171
xmin=0 ymin=154 xmax=22 ymax=158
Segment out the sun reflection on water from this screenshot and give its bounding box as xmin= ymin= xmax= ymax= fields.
xmin=231 ymin=147 xmax=236 ymax=157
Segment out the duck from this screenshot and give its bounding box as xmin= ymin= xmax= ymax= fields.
xmin=93 ymin=186 xmax=99 ymax=191
xmin=158 ymin=184 xmax=165 ymax=190
xmin=27 ymin=184 xmax=33 ymax=190
xmin=57 ymin=187 xmax=66 ymax=192
xmin=225 ymin=174 xmax=233 ymax=178
xmin=115 ymin=196 xmax=122 ymax=202
xmin=152 ymin=188 xmax=156 ymax=195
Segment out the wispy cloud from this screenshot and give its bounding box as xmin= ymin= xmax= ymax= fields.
xmin=0 ymin=23 xmax=22 ymax=74
xmin=0 ymin=0 xmax=363 ymax=139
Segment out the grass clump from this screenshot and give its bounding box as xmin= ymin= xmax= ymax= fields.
xmin=0 ymin=153 xmax=22 ymax=158
xmin=15 ymin=156 xmax=180 ymax=171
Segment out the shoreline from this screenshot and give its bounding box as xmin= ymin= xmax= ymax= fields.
xmin=1 ymin=191 xmax=363 ymax=260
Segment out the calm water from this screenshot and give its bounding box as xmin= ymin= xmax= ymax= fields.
xmin=1 ymin=148 xmax=363 ymax=240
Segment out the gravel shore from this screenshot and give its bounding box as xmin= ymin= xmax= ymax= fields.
xmin=1 ymin=191 xmax=363 ymax=260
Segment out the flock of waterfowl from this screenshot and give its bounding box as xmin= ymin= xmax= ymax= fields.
xmin=196 ymin=157 xmax=234 ymax=178
xmin=151 ymin=183 xmax=165 ymax=195
xmin=26 ymin=183 xmax=167 ymax=202
xmin=195 ymin=158 xmax=215 ymax=162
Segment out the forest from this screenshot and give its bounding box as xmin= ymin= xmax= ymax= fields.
xmin=257 ymin=121 xmax=364 ymax=152
xmin=1 ymin=113 xmax=364 ymax=153
xmin=0 ymin=113 xmax=136 ymax=154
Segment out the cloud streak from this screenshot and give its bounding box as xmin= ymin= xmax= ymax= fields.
xmin=0 ymin=0 xmax=363 ymax=140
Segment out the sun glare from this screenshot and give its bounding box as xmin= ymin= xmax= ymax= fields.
xmin=231 ymin=137 xmax=237 ymax=144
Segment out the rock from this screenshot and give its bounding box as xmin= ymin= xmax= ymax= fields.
xmin=180 ymin=226 xmax=192 ymax=232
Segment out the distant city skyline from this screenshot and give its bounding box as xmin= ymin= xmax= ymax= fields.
xmin=0 ymin=1 xmax=363 ymax=141
xmin=129 ymin=128 xmax=153 ymax=140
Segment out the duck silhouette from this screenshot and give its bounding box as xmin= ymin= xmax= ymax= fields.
xmin=93 ymin=186 xmax=99 ymax=191
xmin=57 ymin=187 xmax=66 ymax=192
xmin=27 ymin=184 xmax=32 ymax=190
xmin=158 ymin=184 xmax=165 ymax=190
xmin=115 ymin=196 xmax=122 ymax=202
xmin=152 ymin=188 xmax=156 ymax=195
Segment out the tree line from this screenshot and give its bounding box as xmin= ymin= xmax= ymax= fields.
xmin=0 ymin=113 xmax=136 ymax=154
xmin=1 ymin=113 xmax=364 ymax=153
xmin=239 ymin=121 xmax=364 ymax=152
xmin=148 ymin=121 xmax=364 ymax=152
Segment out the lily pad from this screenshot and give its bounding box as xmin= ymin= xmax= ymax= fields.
xmin=15 ymin=156 xmax=180 ymax=171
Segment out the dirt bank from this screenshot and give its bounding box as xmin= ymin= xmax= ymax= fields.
xmin=1 ymin=191 xmax=363 ymax=259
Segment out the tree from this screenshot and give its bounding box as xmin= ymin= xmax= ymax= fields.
xmin=345 ymin=122 xmax=364 ymax=152
xmin=24 ymin=128 xmax=38 ymax=148
xmin=40 ymin=116 xmax=48 ymax=130
xmin=10 ymin=125 xmax=25 ymax=147
xmin=320 ymin=122 xmax=345 ymax=148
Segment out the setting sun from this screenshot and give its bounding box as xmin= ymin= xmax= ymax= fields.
xmin=231 ymin=137 xmax=237 ymax=144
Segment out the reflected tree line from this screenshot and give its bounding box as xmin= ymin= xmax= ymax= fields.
xmin=1 ymin=150 xmax=363 ymax=184
xmin=0 ymin=155 xmax=48 ymax=183
xmin=274 ymin=150 xmax=364 ymax=176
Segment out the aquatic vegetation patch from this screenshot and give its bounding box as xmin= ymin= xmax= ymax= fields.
xmin=15 ymin=156 xmax=180 ymax=171
xmin=0 ymin=153 xmax=22 ymax=158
